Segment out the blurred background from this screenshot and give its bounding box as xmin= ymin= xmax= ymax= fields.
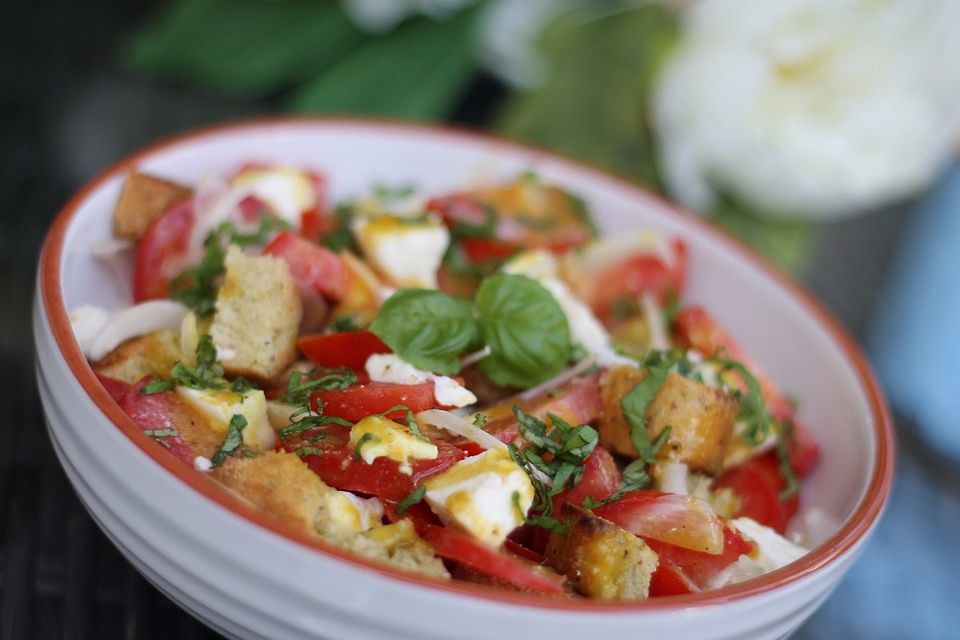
xmin=2 ymin=0 xmax=959 ymax=638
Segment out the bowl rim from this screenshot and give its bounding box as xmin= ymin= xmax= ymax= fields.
xmin=38 ymin=116 xmax=895 ymax=612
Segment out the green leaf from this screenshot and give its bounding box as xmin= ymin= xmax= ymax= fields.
xmin=288 ymin=8 xmax=479 ymax=119
xmin=370 ymin=289 xmax=478 ymax=375
xmin=711 ymin=199 xmax=813 ymax=275
xmin=475 ymin=274 xmax=571 ymax=388
xmin=121 ymin=0 xmax=364 ymax=99
xmin=396 ymin=485 xmax=427 ymax=515
xmin=496 ymin=5 xmax=679 ymax=188
xmin=620 ymin=359 xmax=674 ymax=464
xmin=210 ymin=414 xmax=248 ymax=466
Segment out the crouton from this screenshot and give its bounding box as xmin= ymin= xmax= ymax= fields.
xmin=93 ymin=329 xmax=183 ymax=385
xmin=599 ymin=367 xmax=738 ymax=475
xmin=213 ymin=451 xmax=449 ymax=578
xmin=209 ymin=246 xmax=301 ymax=382
xmin=113 ymin=172 xmax=191 ymax=240
xmin=342 ymin=520 xmax=450 ymax=580
xmin=161 ymin=392 xmax=224 ymax=459
xmin=646 ymin=372 xmax=739 ymax=475
xmin=598 ymin=366 xmax=647 ymax=457
xmin=544 ymin=505 xmax=658 ymax=600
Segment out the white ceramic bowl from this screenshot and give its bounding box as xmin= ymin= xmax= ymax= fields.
xmin=35 ymin=119 xmax=894 ymax=640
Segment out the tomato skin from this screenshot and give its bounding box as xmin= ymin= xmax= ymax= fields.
xmin=420 ymin=525 xmax=566 ymax=595
xmin=310 ymin=382 xmax=439 ymax=422
xmin=263 ymin=231 xmax=349 ymax=300
xmin=592 ymin=238 xmax=688 ymax=319
xmin=133 ymin=198 xmax=195 ymax=302
xmin=299 ymin=207 xmax=332 ymax=241
xmin=297 ymin=331 xmax=391 ymax=371
xmin=557 ymin=447 xmax=621 ymax=508
xmin=460 ymin=238 xmax=518 ymax=262
xmin=649 ymin=560 xmax=700 ymax=596
xmin=285 ymin=427 xmax=464 ymax=501
xmin=645 ymin=526 xmax=755 ymax=588
xmin=118 ymin=376 xmax=196 ymax=466
xmin=713 ymin=452 xmax=797 ymax=533
xmin=595 ymin=491 xmax=725 ymax=554
xmin=96 ymin=373 xmax=131 ymax=403
xmin=788 ymin=421 xmax=820 ymax=477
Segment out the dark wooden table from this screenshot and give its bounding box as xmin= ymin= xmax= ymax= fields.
xmin=0 ymin=1 xmax=929 ymax=638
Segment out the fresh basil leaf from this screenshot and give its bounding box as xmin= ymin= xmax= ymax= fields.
xmin=140 ymin=378 xmax=175 ymax=396
xmin=475 ymin=274 xmax=571 ymax=388
xmin=370 ymin=288 xmax=478 ymax=375
xmin=710 ymin=357 xmax=771 ymax=446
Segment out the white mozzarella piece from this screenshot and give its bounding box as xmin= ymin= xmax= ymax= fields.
xmin=348 ymin=414 xmax=438 ymax=474
xmin=352 ymin=215 xmax=449 ymax=288
xmin=732 ymin=517 xmax=808 ymax=573
xmin=365 ymin=353 xmax=477 ymax=408
xmin=231 ymin=165 xmax=318 ymax=225
xmin=704 ymin=553 xmax=766 ymax=589
xmin=176 ymin=387 xmax=275 ymax=451
xmin=423 ymin=448 xmax=534 ymax=547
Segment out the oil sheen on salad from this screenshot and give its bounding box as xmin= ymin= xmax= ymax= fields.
xmin=70 ymin=163 xmax=825 ymax=600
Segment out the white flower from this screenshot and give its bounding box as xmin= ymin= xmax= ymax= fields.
xmin=652 ymin=0 xmax=960 ymax=220
xmin=340 ymin=0 xmax=477 ymax=34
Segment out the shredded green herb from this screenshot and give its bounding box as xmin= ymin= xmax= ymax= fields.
xmin=143 ymin=428 xmax=178 ymax=438
xmin=373 ymin=404 xmax=429 ymax=441
xmin=709 ymin=357 xmax=771 ymax=446
xmin=396 ymin=485 xmax=427 ymax=515
xmin=210 ymin=414 xmax=248 ymax=466
xmin=775 ymin=419 xmax=801 ymax=500
xmin=353 ymin=432 xmax=381 ymax=459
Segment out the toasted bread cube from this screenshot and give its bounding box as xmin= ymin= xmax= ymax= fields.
xmin=343 ymin=520 xmax=450 ymax=580
xmin=93 ymin=329 xmax=183 ymax=385
xmin=646 ymin=372 xmax=738 ymax=475
xmin=113 ymin=172 xmax=191 ymax=240
xmin=210 ymin=246 xmax=301 ymax=382
xmin=599 ymin=368 xmax=738 ymax=475
xmin=544 ymin=505 xmax=658 ymax=600
xmin=213 ymin=452 xmax=449 ymax=578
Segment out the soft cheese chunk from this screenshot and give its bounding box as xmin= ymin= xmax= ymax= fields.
xmin=231 ymin=165 xmax=318 ymax=226
xmin=503 ymin=250 xmax=634 ymax=368
xmin=349 ymin=414 xmax=439 ymax=474
xmin=352 ymin=215 xmax=449 ymax=288
xmin=176 ymin=387 xmax=275 ymax=451
xmin=365 ymin=353 xmax=477 ymax=408
xmin=732 ymin=517 xmax=808 ymax=573
xmin=423 ymin=448 xmax=534 ymax=547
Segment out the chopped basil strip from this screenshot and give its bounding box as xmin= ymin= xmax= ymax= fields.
xmin=353 ymin=432 xmax=380 ymax=459
xmin=210 ymin=414 xmax=248 ymax=466
xmin=143 ymin=428 xmax=178 ymax=438
xmin=396 ymin=485 xmax=427 ymax=515
xmin=709 ymin=357 xmax=771 ymax=446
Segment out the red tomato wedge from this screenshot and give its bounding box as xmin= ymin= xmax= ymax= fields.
xmin=788 ymin=422 xmax=820 ymax=477
xmin=592 ymin=239 xmax=687 ymax=317
xmin=713 ymin=452 xmax=798 ymax=533
xmin=645 ymin=525 xmax=755 ymax=588
xmin=297 ymin=331 xmax=391 ymax=371
xmin=284 ymin=426 xmax=464 ymax=501
xmin=460 ymin=238 xmax=518 ymax=262
xmin=420 ymin=525 xmax=566 ymax=595
xmin=300 ymin=207 xmax=332 ymax=241
xmin=96 ymin=373 xmax=131 ymax=403
xmin=311 ymin=382 xmax=439 ymax=422
xmin=118 ymin=376 xmax=196 ymax=466
xmin=263 ymin=231 xmax=349 ymax=300
xmin=557 ymin=447 xmax=621 ymax=509
xmin=133 ymin=198 xmax=195 ymax=302
xmin=649 ymin=560 xmax=700 ymax=597
xmin=595 ymin=491 xmax=725 ymax=554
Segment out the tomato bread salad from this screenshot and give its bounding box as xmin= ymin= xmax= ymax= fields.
xmin=70 ymin=164 xmax=824 ymax=601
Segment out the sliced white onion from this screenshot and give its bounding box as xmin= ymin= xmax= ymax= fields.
xmin=91 ymin=236 xmax=134 ymax=258
xmin=518 ymin=354 xmax=596 ymax=402
xmin=641 ymin=293 xmax=670 ymax=352
xmin=69 ymin=305 xmax=111 ymax=359
xmin=186 ymin=174 xmax=254 ymax=263
xmin=86 ymin=300 xmax=190 ymax=362
xmin=416 ymin=409 xmax=507 ymax=452
xmin=704 ymin=554 xmax=765 ymax=589
xmin=659 ymin=460 xmax=690 ymax=495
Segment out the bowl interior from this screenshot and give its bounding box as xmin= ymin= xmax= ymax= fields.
xmin=58 ymin=120 xmax=878 ymax=558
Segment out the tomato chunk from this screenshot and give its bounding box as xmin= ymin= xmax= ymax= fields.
xmin=645 ymin=525 xmax=755 ymax=589
xmin=133 ymin=198 xmax=194 ymax=302
xmin=649 ymin=560 xmax=700 ymax=597
xmin=118 ymin=376 xmax=196 ymax=466
xmin=283 ymin=426 xmax=463 ymax=501
xmin=595 ymin=491 xmax=724 ymax=554
xmin=311 ymin=382 xmax=438 ymax=422
xmin=96 ymin=373 xmax=131 ymax=403
xmin=297 ymin=331 xmax=391 ymax=372
xmin=420 ymin=525 xmax=566 ymax=595
xmin=264 ymin=231 xmax=349 ymax=300
xmin=713 ymin=451 xmax=798 ymax=533
xmin=557 ymin=447 xmax=621 ymax=509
